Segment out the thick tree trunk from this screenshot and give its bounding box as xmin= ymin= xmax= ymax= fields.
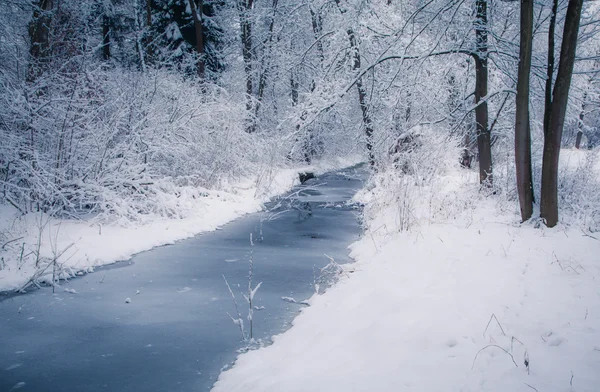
xmin=515 ymin=0 xmax=534 ymax=222
xmin=540 ymin=0 xmax=583 ymax=227
xmin=474 ymin=0 xmax=492 ymax=185
xmin=543 ymin=0 xmax=559 ymax=137
xmin=187 ymin=0 xmax=205 ymax=78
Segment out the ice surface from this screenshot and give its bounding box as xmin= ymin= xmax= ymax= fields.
xmin=0 ymin=166 xmax=366 ymax=392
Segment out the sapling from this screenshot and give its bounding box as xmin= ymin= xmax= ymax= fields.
xmin=242 ymin=233 xmax=262 ymax=341
xmin=223 ymin=233 xmax=263 ymax=343
xmin=223 ymin=274 xmax=246 ymax=341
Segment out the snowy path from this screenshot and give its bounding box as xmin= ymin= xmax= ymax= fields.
xmin=0 ymin=167 xmax=366 ymax=392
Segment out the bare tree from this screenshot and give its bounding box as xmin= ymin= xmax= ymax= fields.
xmin=474 ymin=0 xmax=492 ymax=185
xmin=514 ymin=0 xmax=534 ymax=221
xmin=335 ymin=0 xmax=375 ymax=167
xmin=540 ymin=0 xmax=584 ymax=227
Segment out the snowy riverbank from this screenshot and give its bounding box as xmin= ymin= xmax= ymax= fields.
xmin=212 ymin=151 xmax=600 ymax=392
xmin=0 ymin=157 xmax=361 ymax=292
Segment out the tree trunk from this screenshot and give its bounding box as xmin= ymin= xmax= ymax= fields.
xmin=515 ymin=0 xmax=534 ymax=222
xmin=310 ymin=7 xmax=324 ymax=62
xmin=575 ymin=92 xmax=586 ymax=149
xmin=335 ymin=0 xmax=375 ymax=166
xmin=540 ymin=0 xmax=583 ymax=227
xmin=28 ymin=0 xmax=54 ymax=82
xmin=254 ymin=0 xmax=278 ymax=119
xmin=349 ymin=29 xmax=375 ymax=167
xmin=474 ymin=0 xmax=492 ymax=185
xmin=187 ymin=0 xmax=205 ymax=78
xmin=238 ymin=0 xmax=255 ymax=132
xmin=102 ymin=15 xmax=111 ymax=60
xmin=543 ymin=0 xmax=558 ymax=137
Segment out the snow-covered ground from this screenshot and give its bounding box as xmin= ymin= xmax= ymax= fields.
xmin=0 ymin=157 xmax=361 ymax=292
xmin=212 ymin=150 xmax=600 ymax=392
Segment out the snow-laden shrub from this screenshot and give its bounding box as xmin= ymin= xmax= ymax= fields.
xmin=556 ymin=149 xmax=600 ymax=231
xmin=0 ymin=66 xmax=273 ymax=223
xmin=356 ymin=127 xmax=474 ymax=233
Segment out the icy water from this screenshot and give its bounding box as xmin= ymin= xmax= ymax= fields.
xmin=0 ymin=166 xmax=366 ymax=392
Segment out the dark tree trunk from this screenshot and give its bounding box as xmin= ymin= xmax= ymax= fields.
xmin=335 ymin=0 xmax=375 ymax=166
xmin=474 ymin=0 xmax=492 ymax=185
xmin=238 ymin=0 xmax=254 ymax=132
xmin=254 ymin=0 xmax=278 ymax=119
xmin=543 ymin=0 xmax=559 ymax=137
xmin=348 ymin=29 xmax=375 ymax=167
xmin=540 ymin=0 xmax=583 ymax=227
xmin=515 ymin=0 xmax=534 ymax=222
xmin=28 ymin=0 xmax=54 ymax=82
xmin=310 ymin=7 xmax=324 ymax=61
xmin=102 ymin=15 xmax=111 ymax=60
xmin=146 ymin=0 xmax=152 ymax=27
xmin=187 ymin=0 xmax=205 ymax=78
xmin=575 ymin=92 xmax=586 ymax=149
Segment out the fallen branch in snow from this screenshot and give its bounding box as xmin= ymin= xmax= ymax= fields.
xmin=1 ymin=236 xmax=23 ymax=250
xmin=471 ymin=345 xmax=518 ymax=370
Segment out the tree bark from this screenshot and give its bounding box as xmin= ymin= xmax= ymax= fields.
xmin=540 ymin=0 xmax=583 ymax=227
xmin=310 ymin=7 xmax=324 ymax=62
xmin=335 ymin=0 xmax=375 ymax=166
xmin=28 ymin=0 xmax=54 ymax=82
xmin=515 ymin=0 xmax=534 ymax=222
xmin=543 ymin=0 xmax=558 ymax=137
xmin=102 ymin=15 xmax=111 ymax=60
xmin=474 ymin=0 xmax=492 ymax=185
xmin=187 ymin=0 xmax=205 ymax=78
xmin=348 ymin=29 xmax=375 ymax=167
xmin=238 ymin=0 xmax=254 ymax=132
xmin=575 ymin=92 xmax=586 ymax=149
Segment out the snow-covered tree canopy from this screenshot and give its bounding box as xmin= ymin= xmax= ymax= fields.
xmin=0 ymin=0 xmax=598 ymax=222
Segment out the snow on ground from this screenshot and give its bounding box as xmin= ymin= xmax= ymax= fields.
xmin=212 ymin=151 xmax=600 ymax=392
xmin=0 ymin=156 xmax=361 ymax=292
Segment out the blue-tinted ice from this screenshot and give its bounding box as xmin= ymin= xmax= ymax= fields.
xmin=0 ymin=166 xmax=366 ymax=392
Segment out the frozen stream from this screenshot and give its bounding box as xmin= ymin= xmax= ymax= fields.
xmin=0 ymin=166 xmax=366 ymax=392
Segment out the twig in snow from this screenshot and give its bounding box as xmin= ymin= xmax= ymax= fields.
xmin=2 ymin=237 xmax=23 ymax=250
xmin=483 ymin=313 xmax=506 ymax=338
xmin=581 ymin=231 xmax=598 ymax=240
xmin=570 ymin=371 xmax=574 ymax=387
xmin=524 ymin=383 xmax=539 ymax=392
xmin=471 ymin=345 xmax=518 ymax=370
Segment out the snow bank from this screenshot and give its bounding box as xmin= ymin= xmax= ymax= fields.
xmin=212 ymin=150 xmax=600 ymax=392
xmin=213 ymin=215 xmax=600 ymax=392
xmin=0 ymin=156 xmax=361 ymax=292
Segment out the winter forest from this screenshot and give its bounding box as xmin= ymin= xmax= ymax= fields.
xmin=1 ymin=0 xmax=600 ymax=391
